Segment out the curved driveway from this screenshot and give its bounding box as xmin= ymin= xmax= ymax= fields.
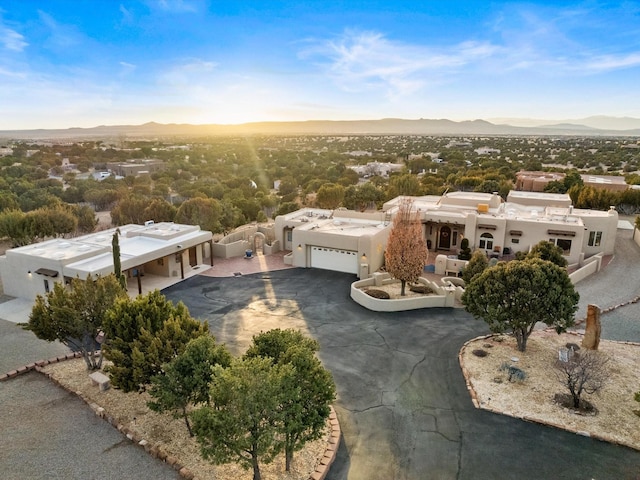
xmin=164 ymin=268 xmax=640 ymax=480
xmin=574 ymin=227 xmax=640 ymax=342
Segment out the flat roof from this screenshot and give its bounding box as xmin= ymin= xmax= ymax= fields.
xmin=6 ymin=223 xmax=211 ymax=266
xmin=298 ymin=217 xmax=387 ymax=237
xmin=507 ymin=191 xmax=571 ymax=201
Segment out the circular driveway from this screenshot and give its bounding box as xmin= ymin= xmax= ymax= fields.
xmin=164 ymin=269 xmax=640 ymax=480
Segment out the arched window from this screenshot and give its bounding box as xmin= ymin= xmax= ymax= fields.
xmin=479 ymin=232 xmax=494 ymax=250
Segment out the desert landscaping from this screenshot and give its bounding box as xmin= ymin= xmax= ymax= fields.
xmin=460 ymin=329 xmax=640 ymax=451
xmin=40 ymin=358 xmax=332 ymax=480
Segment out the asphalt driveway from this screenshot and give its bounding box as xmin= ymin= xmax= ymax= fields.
xmin=164 ymin=268 xmax=640 ymax=480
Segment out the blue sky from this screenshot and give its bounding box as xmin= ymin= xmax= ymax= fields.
xmin=1 ymin=1 xmax=639 ymax=129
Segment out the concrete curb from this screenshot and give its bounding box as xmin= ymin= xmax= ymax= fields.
xmin=5 ymin=354 xmax=342 ymax=480
xmin=458 ymin=333 xmax=640 ymax=453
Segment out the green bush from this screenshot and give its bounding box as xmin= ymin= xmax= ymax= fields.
xmin=500 ymin=362 xmax=527 ymax=383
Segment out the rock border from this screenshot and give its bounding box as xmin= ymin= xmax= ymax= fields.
xmin=458 ymin=331 xmax=640 ymax=452
xmin=2 ymin=354 xmax=341 ymax=480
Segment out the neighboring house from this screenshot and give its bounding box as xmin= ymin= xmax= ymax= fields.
xmin=582 ymin=174 xmax=628 ymax=192
xmin=515 ymin=171 xmax=566 ymax=191
xmin=349 ymin=161 xmax=404 ymax=178
xmin=516 ymin=170 xmax=629 ymax=192
xmin=275 ymin=191 xmax=618 ymax=278
xmin=106 ymin=159 xmax=165 ymax=177
xmin=0 ymin=223 xmax=213 ymax=301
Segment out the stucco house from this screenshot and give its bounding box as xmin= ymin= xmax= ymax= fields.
xmin=274 ymin=208 xmax=392 ymax=279
xmin=275 ymin=191 xmax=618 ymax=278
xmin=0 ymin=222 xmax=213 ymax=300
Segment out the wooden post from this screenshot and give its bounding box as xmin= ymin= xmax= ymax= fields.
xmin=136 ymin=267 xmax=142 ymax=295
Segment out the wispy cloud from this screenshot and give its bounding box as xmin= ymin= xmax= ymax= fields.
xmin=150 ymin=0 xmax=201 ymax=13
xmin=487 ymin=3 xmax=640 ymax=75
xmin=119 ymin=61 xmax=137 ymax=76
xmin=0 ymin=26 xmax=28 ymax=52
xmin=302 ymin=30 xmax=500 ymax=96
xmin=119 ymin=4 xmax=134 ymax=25
xmin=158 ymin=58 xmax=218 ymax=87
xmin=584 ymin=52 xmax=640 ymax=72
xmin=37 ymin=10 xmax=84 ymax=50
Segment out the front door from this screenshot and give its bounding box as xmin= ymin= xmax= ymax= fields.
xmin=439 ymin=226 xmax=451 ymax=249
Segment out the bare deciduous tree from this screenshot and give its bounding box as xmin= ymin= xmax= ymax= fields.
xmin=555 ymin=350 xmax=609 ymax=409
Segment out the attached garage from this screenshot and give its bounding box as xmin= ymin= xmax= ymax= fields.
xmin=310 ymin=246 xmax=359 ymax=274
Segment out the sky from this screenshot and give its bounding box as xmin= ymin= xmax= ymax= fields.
xmin=1 ymin=0 xmax=640 ymax=130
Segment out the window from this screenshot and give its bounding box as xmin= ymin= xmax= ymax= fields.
xmin=452 ymin=231 xmax=458 ymax=246
xmin=556 ymin=238 xmax=572 ymax=253
xmin=550 ymin=237 xmax=572 ymax=254
xmin=286 ymin=230 xmax=292 ymax=242
xmin=44 ymin=279 xmax=50 ymax=293
xmin=511 ymin=238 xmax=520 ymax=244
xmin=478 ymin=232 xmax=494 ymax=250
xmin=588 ymin=231 xmax=602 ymax=247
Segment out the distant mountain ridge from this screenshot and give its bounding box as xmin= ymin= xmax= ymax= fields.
xmin=1 ymin=117 xmax=640 ymax=140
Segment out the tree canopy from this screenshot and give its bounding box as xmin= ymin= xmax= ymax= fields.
xmin=102 ymin=290 xmax=209 ymax=392
xmin=26 ymin=274 xmax=126 ymax=370
xmin=462 ymin=258 xmax=579 ymax=351
xmin=244 ymin=329 xmax=335 ymax=471
xmin=462 ymin=249 xmax=489 ymax=284
xmin=148 ymin=335 xmax=232 ymax=436
xmin=192 ymin=356 xmax=293 ymax=480
xmin=384 ymin=199 xmax=428 ymax=295
xmin=526 ymin=240 xmax=568 ymax=267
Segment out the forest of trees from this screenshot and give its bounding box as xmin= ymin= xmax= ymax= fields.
xmin=0 ymin=134 xmax=638 ymax=244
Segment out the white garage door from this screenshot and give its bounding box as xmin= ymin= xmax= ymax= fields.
xmin=310 ymin=246 xmax=359 ymax=274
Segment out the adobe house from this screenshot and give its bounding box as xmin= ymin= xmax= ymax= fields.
xmin=0 ymin=222 xmax=213 ymax=300
xmin=276 ymin=191 xmax=618 ymax=278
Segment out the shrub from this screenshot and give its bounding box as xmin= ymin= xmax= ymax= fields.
xmin=554 ymin=350 xmax=609 ymax=410
xmin=499 ymin=362 xmax=527 ymax=383
xmin=409 ymin=284 xmax=433 ymax=294
xmin=458 ymin=238 xmax=471 ymax=260
xmin=364 ymin=289 xmax=390 ymax=299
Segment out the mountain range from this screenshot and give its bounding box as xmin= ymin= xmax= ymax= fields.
xmin=1 ymin=117 xmax=639 ymax=140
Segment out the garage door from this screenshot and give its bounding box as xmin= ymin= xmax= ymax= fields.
xmin=310 ymin=246 xmax=359 ymax=274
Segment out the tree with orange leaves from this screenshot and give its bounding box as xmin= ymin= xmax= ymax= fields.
xmin=384 ymin=199 xmax=428 ymax=296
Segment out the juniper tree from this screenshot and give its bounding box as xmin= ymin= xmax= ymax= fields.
xmin=102 ymin=290 xmax=209 ymax=392
xmin=462 ymin=258 xmax=579 ymax=352
xmin=245 ymin=329 xmax=336 ymax=471
xmin=148 ymin=335 xmax=232 ymax=436
xmin=26 ymin=274 xmax=126 ymax=370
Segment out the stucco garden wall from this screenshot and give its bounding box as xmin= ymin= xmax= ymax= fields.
xmin=351 ymin=273 xmax=456 ymax=312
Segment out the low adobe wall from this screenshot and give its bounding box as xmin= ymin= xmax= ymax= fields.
xmin=569 ymin=253 xmax=603 ymax=284
xmin=351 ymin=273 xmax=456 ymax=312
xmin=211 ymin=239 xmax=250 ymax=259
